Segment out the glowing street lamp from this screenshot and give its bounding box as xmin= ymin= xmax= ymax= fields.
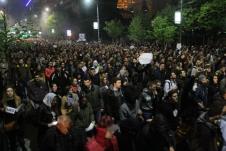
xmin=84 ymin=0 xmax=92 ymax=6
xmin=51 ymin=29 xmax=55 ymax=34
xmin=93 ymin=22 xmax=98 ymax=30
xmin=84 ymin=0 xmax=100 ymax=42
xmin=34 ymin=14 xmax=38 ymax=18
xmin=0 ymin=0 xmax=6 ymax=4
xmin=174 ymin=11 xmax=181 ymax=24
xmin=45 ymin=7 xmax=50 ymax=12
xmin=66 ymin=30 xmax=72 ymax=37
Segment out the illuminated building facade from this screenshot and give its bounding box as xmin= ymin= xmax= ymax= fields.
xmin=117 ymin=0 xmax=136 ymax=9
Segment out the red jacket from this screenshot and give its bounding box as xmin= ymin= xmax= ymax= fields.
xmin=95 ymin=127 xmax=119 ymax=151
xmin=86 ymin=127 xmax=119 ymax=151
xmin=45 ymin=67 xmax=55 ymax=80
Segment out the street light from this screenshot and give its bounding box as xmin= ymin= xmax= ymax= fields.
xmin=0 ymin=0 xmax=6 ymax=4
xmin=174 ymin=0 xmax=183 ymax=48
xmin=45 ymin=7 xmax=50 ymax=12
xmin=84 ymin=0 xmax=100 ymax=42
xmin=51 ymin=28 xmax=55 ymax=34
xmin=66 ymin=30 xmax=72 ymax=37
xmin=34 ymin=14 xmax=38 ymax=18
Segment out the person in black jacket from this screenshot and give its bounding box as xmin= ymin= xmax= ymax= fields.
xmin=103 ymin=77 xmax=124 ymax=122
xmin=36 ymin=93 xmax=59 ymax=147
xmin=189 ymin=101 xmax=226 ymax=151
xmin=83 ymin=76 xmax=103 ymax=121
xmin=1 ymin=86 xmax=26 ymax=151
xmin=136 ymin=90 xmax=179 ymax=150
xmin=41 ymin=115 xmax=78 ymax=151
xmin=50 ymin=65 xmax=70 ymax=96
xmin=27 ymin=73 xmax=48 ymax=108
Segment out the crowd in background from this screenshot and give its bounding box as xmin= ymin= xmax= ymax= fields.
xmin=0 ymin=41 xmax=226 ymax=151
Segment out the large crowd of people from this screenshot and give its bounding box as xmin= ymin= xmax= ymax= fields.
xmin=0 ymin=41 xmax=226 ymax=151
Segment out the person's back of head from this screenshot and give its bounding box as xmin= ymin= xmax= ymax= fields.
xmin=56 ymin=115 xmax=72 ymax=135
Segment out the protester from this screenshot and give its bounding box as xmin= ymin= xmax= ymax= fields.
xmin=0 ymin=40 xmax=224 ymax=151
xmin=36 ymin=93 xmax=59 ymax=147
xmin=27 ymin=73 xmax=49 ymax=108
xmin=1 ymin=86 xmax=26 ymax=151
xmin=40 ymin=115 xmax=74 ymax=151
xmin=104 ymin=77 xmax=124 ymax=122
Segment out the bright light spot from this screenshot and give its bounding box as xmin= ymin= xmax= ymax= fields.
xmin=174 ymin=11 xmax=181 ymax=24
xmin=0 ymin=10 xmax=4 ymax=15
xmin=0 ymin=0 xmax=6 ymax=4
xmin=51 ymin=29 xmax=55 ymax=34
xmin=38 ymin=31 xmax=42 ymax=35
xmin=24 ymin=18 xmax=27 ymax=22
xmin=45 ymin=7 xmax=50 ymax=12
xmin=84 ymin=0 xmax=93 ymax=6
xmin=66 ymin=30 xmax=72 ymax=37
xmin=34 ymin=14 xmax=38 ymax=18
xmin=93 ymin=22 xmax=99 ymax=30
xmin=28 ymin=30 xmax=31 ymax=34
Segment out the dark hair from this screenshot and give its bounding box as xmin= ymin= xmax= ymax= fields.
xmin=221 ymin=88 xmax=226 ymax=96
xmin=111 ymin=77 xmax=121 ymax=84
xmin=83 ymin=75 xmax=91 ymax=81
xmin=167 ymin=89 xmax=178 ymax=99
xmin=208 ymin=101 xmax=226 ymax=117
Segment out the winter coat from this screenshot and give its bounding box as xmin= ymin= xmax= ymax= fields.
xmin=136 ymin=114 xmax=176 ymax=151
xmin=15 ymin=64 xmax=31 ymax=82
xmin=157 ymin=101 xmax=179 ymax=131
xmin=103 ymin=88 xmax=124 ymax=121
xmin=190 ymin=112 xmax=219 ymax=151
xmin=83 ymin=85 xmax=103 ymax=112
xmin=70 ymin=102 xmax=94 ymax=129
xmin=2 ymin=94 xmax=22 ymax=131
xmin=95 ymin=127 xmax=119 ymax=151
xmin=37 ymin=93 xmax=57 ymax=143
xmin=50 ymin=71 xmax=70 ymax=95
xmin=119 ymin=100 xmax=140 ymax=121
xmin=45 ymin=67 xmax=55 ymax=80
xmin=139 ymin=88 xmax=158 ymax=115
xmin=27 ymin=80 xmax=49 ymax=104
xmin=194 ymin=84 xmax=208 ymax=107
xmin=41 ymin=127 xmax=75 ymax=151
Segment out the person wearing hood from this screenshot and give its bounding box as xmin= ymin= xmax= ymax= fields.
xmin=36 ymin=92 xmax=59 ymax=147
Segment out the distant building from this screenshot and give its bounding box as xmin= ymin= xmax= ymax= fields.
xmin=117 ymin=0 xmax=136 ymax=9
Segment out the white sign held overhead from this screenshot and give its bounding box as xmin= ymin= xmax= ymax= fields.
xmin=138 ymin=53 xmax=153 ymax=65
